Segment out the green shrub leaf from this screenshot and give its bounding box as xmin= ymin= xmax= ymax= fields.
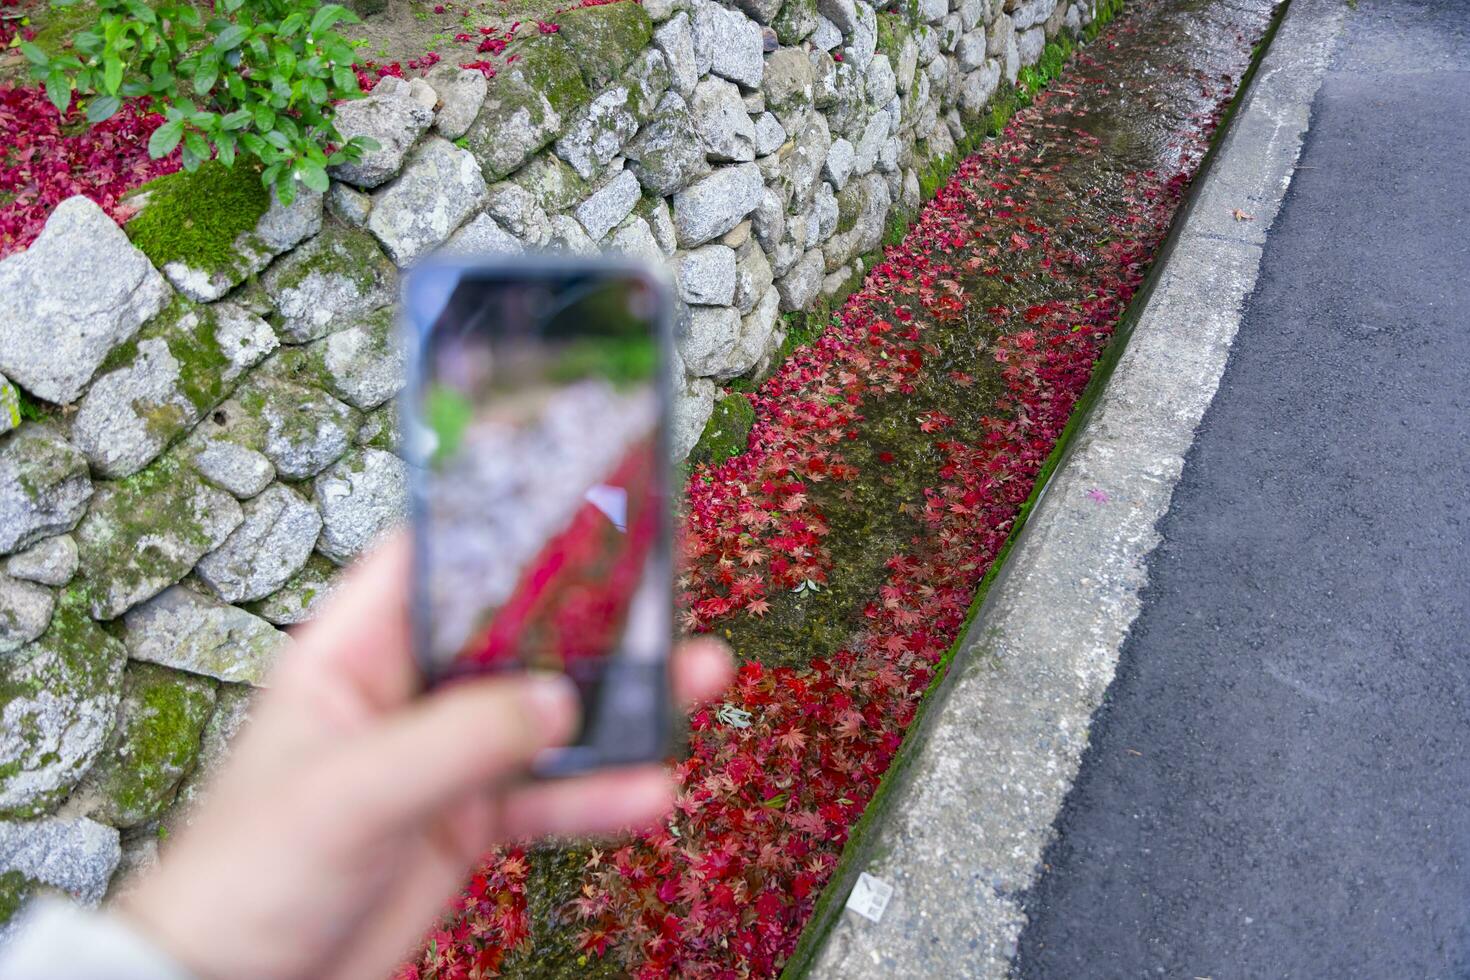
xmin=44 ymin=71 xmax=71 ymax=114
xmin=298 ymin=160 xmax=329 ymax=193
xmin=19 ymin=42 xmax=49 ymax=67
xmin=213 ymin=24 xmax=248 ymax=52
xmin=86 ymin=95 xmax=121 ymax=122
xmin=147 ymin=119 xmax=184 ymax=158
xmin=42 ymin=0 xmax=362 ymax=192
xmin=309 ymin=4 xmax=353 ymax=36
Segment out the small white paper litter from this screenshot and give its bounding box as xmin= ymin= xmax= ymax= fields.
xmin=845 ymin=872 xmax=894 ymax=923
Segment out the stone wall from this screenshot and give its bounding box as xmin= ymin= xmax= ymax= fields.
xmin=0 ymin=0 xmax=1093 ymax=931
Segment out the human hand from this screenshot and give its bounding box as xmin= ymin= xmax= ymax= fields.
xmin=121 ymin=534 xmax=733 ymax=980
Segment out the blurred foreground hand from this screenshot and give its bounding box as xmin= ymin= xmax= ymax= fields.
xmin=120 ymin=534 xmax=732 ymax=980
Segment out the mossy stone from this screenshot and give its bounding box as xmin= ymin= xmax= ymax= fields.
xmin=875 ymin=9 xmax=912 ymax=66
xmin=122 ymin=585 xmax=285 ymax=685
xmin=554 ymin=1 xmax=654 ymax=91
xmin=261 ymin=219 xmax=397 ymax=344
xmin=0 ymin=421 xmax=93 ymax=555
xmin=265 ymin=307 xmax=401 ymax=411
xmin=245 ymin=553 xmax=342 ymax=627
xmin=510 ymin=152 xmax=590 ymax=213
xmin=165 ymin=682 xmax=255 ymax=828
xmin=835 ymin=192 xmax=861 ymax=236
xmin=200 ymin=372 xmax=361 ymax=481
xmin=623 ymin=47 xmax=674 ymax=122
xmin=517 ymin=36 xmax=597 ymax=118
xmin=689 ymin=393 xmax=756 ymax=467
xmin=77 ymin=294 xmax=278 ymax=478
xmin=0 ymin=595 xmax=127 ymax=818
xmin=123 ymin=161 xmax=271 ymax=277
xmin=465 ymin=36 xmax=593 ymax=180
xmin=355 ymin=399 xmax=401 ymax=452
xmin=73 ymin=457 xmax=244 ymax=620
xmin=77 ymin=662 xmax=217 ymax=828
xmin=774 ymin=0 xmax=819 ymax=45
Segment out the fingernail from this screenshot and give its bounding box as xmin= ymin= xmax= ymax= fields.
xmin=525 ymin=673 xmax=579 ymax=743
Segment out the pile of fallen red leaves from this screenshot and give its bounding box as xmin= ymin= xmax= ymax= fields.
xmin=397 ymin=11 xmax=1257 ymax=979
xmin=0 ymin=84 xmax=179 ymax=258
xmin=0 ymin=0 xmax=634 ymax=256
xmin=0 ymin=0 xmax=182 ymax=256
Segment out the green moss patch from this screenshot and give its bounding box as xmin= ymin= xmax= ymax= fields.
xmin=81 ymin=661 xmax=217 ymax=828
xmin=73 ymin=457 xmax=239 ymax=620
xmin=688 ymin=392 xmax=757 ymax=467
xmin=124 ymin=160 xmax=271 ymax=274
xmin=875 ymin=9 xmax=913 ymax=66
xmin=516 ymin=35 xmax=595 ymax=117
xmin=0 ymin=871 xmax=37 ymax=928
xmin=25 ymin=1 xmax=98 ymax=57
xmin=0 ymin=379 xmax=21 ymax=431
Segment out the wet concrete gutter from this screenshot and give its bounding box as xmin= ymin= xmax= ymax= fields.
xmin=802 ymin=0 xmax=1349 ymax=976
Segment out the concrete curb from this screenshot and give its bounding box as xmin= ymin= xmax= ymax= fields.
xmin=805 ymin=1 xmax=1348 ymax=976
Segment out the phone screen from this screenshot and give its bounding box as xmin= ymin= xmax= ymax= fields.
xmin=402 ymin=260 xmax=672 ymax=775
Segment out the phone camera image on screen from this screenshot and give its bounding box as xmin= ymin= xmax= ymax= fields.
xmin=402 ymin=260 xmax=673 ymax=776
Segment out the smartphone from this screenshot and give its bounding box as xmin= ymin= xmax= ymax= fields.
xmin=401 ymin=257 xmax=674 ymax=778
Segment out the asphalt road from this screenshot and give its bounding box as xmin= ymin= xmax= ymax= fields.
xmin=1015 ymin=1 xmax=1470 ymax=977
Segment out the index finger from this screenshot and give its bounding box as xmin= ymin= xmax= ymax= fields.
xmin=282 ymin=531 xmax=420 ymax=712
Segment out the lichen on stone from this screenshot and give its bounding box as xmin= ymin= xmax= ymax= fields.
xmin=314 ymin=446 xmax=409 ymax=565
xmin=0 ymin=595 xmax=127 ymax=818
xmin=0 ymin=423 xmax=93 ymax=556
xmin=464 ymin=36 xmax=594 ymax=180
xmin=356 ymin=400 xmax=402 ymax=452
xmin=123 ymin=585 xmax=286 ymax=686
xmin=75 ymin=294 xmax=279 ymax=479
xmin=267 ymin=306 xmax=404 ymax=411
xmin=202 ymin=372 xmax=362 ymax=482
xmin=509 ymin=152 xmax=589 ymax=213
xmin=773 ymin=0 xmax=819 ymax=45
xmin=245 ymin=552 xmax=342 ymax=627
xmin=261 ymin=219 xmax=397 ymax=344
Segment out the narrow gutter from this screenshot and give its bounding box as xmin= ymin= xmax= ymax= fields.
xmin=780 ymin=1 xmax=1298 ymax=974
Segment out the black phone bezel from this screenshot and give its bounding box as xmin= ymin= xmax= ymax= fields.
xmin=399 ymin=254 xmax=676 ymax=778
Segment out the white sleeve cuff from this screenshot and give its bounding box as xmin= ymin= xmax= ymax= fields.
xmin=0 ymin=897 xmax=196 ymax=980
